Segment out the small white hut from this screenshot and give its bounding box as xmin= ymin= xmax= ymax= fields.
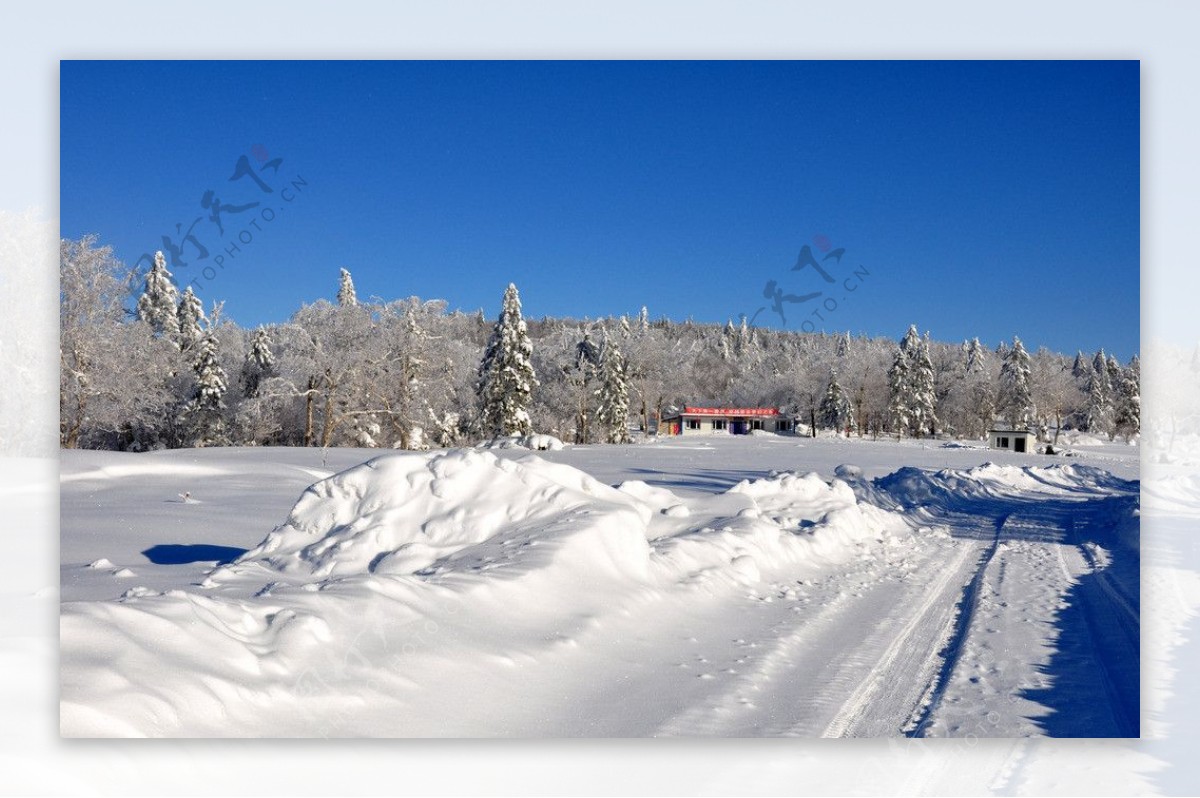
xmin=988 ymin=428 xmax=1038 ymax=453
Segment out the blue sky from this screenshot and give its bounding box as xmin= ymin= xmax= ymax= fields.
xmin=60 ymin=60 xmax=1139 ymax=360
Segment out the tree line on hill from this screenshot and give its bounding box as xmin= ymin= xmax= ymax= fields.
xmin=59 ymin=236 xmax=1140 ymax=451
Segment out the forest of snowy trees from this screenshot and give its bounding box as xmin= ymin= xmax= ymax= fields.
xmin=59 ymin=237 xmax=1141 ymax=452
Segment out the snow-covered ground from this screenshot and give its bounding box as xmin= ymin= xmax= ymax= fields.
xmin=60 ymin=434 xmax=1139 ymax=738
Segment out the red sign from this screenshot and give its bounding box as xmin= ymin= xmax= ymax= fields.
xmin=682 ymin=407 xmax=779 ymax=416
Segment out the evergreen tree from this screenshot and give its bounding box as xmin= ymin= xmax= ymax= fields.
xmin=1085 ymin=350 xmax=1114 ymax=437
xmin=177 ymin=286 xmax=206 ymax=351
xmin=819 ymin=370 xmax=855 ymax=434
xmin=1114 ymin=358 xmax=1140 ymax=441
xmin=569 ymin=327 xmax=602 ymax=443
xmin=476 ymin=283 xmax=537 ymax=437
xmin=136 ymin=251 xmax=180 ymax=343
xmin=964 ymin=337 xmax=987 ymax=375
xmin=337 ymin=267 xmax=357 ymax=307
xmin=887 ymin=325 xmax=937 ymax=438
xmin=180 ymin=325 xmax=229 ymax=446
xmin=595 ymin=331 xmax=631 ymax=444
xmin=886 ymin=333 xmax=912 ymax=439
xmin=637 ymin=305 xmax=650 ymax=333
xmin=1071 ymin=350 xmax=1090 ymax=383
xmin=997 ymin=336 xmax=1035 ymax=429
xmin=911 ymin=332 xmax=938 ymax=436
xmin=241 ymin=326 xmax=275 ymax=398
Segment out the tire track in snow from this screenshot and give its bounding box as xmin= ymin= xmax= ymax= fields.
xmin=818 ymin=536 xmax=980 ymax=738
xmin=901 ymin=513 xmax=1007 ymax=738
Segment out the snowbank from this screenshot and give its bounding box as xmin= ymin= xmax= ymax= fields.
xmin=211 ymin=449 xmax=648 ymax=582
xmin=477 ymin=433 xmax=565 ymax=451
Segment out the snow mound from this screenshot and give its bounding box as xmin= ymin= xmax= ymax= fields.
xmin=214 ymin=449 xmax=649 ymax=582
xmin=834 ymin=464 xmax=863 ymax=480
xmin=874 ymin=462 xmax=1135 ymax=508
xmin=477 ymin=434 xmax=565 ymax=451
xmin=650 ymin=471 xmax=903 ymax=587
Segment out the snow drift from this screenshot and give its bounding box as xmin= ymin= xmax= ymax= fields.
xmin=212 ymin=449 xmax=650 ymax=582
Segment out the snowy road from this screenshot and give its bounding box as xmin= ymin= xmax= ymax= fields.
xmin=59 ymin=436 xmax=1139 ymax=737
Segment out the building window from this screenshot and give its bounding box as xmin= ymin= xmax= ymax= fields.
xmin=686 ymin=419 xmax=701 ymax=430
xmin=751 ymin=419 xmax=764 ymax=431
xmin=712 ymin=419 xmax=727 ymax=431
xmin=999 ymin=437 xmax=1009 ymax=448
xmin=778 ymin=420 xmax=792 ymax=432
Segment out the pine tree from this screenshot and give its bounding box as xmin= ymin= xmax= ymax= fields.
xmin=181 ymin=325 xmax=229 ymax=446
xmin=911 ymin=332 xmax=938 ymax=436
xmin=136 ymin=251 xmax=180 ymax=343
xmin=337 ymin=267 xmax=357 ymax=307
xmin=819 ymin=370 xmax=855 ymax=434
xmin=885 ymin=326 xmax=938 ymax=438
xmin=1085 ymin=350 xmax=1114 ymax=438
xmin=1071 ymin=350 xmax=1090 ymax=383
xmin=476 ymin=283 xmax=537 ymax=437
xmin=997 ymin=336 xmax=1035 ymax=429
xmin=595 ymin=331 xmax=631 ymax=444
xmin=887 ymin=336 xmax=911 ymax=439
xmin=241 ymin=326 xmax=275 ymax=398
xmin=177 ymin=286 xmax=206 ymax=351
xmin=1114 ymin=358 xmax=1140 ymax=441
xmin=964 ymin=337 xmax=987 ymax=375
xmin=569 ymin=327 xmax=602 ymax=443
xmin=637 ymin=306 xmax=650 ymax=333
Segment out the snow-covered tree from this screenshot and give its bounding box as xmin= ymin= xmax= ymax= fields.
xmin=997 ymin=336 xmax=1035 ymax=430
xmin=476 ymin=283 xmax=537 ymax=437
xmin=819 ymin=370 xmax=855 ymax=434
xmin=136 ymin=251 xmax=180 ymax=343
xmin=1114 ymin=357 xmax=1140 ymax=441
xmin=177 ymin=286 xmax=206 ymax=351
xmin=1085 ymin=349 xmax=1114 ymax=438
xmin=337 ymin=267 xmax=357 ymax=307
xmin=886 ymin=325 xmax=936 ymax=438
xmin=567 ymin=327 xmax=602 ymax=443
xmin=964 ymin=337 xmax=988 ymax=375
xmin=1071 ymin=350 xmax=1090 ymax=384
xmin=595 ymin=332 xmax=631 ymax=444
xmin=179 ymin=324 xmax=229 ymax=446
xmin=911 ymin=332 xmax=938 ymax=436
xmin=886 ymin=339 xmax=911 ymax=439
xmin=61 ymin=237 xmax=178 ymax=449
xmin=241 ymin=326 xmax=275 ymax=398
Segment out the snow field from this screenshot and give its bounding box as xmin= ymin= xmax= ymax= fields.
xmin=59 ymin=436 xmax=1139 ymax=737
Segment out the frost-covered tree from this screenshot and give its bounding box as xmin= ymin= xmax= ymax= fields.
xmin=886 ymin=339 xmax=911 ymax=439
xmin=337 ymin=267 xmax=357 ymax=307
xmin=61 ymin=237 xmax=178 ymax=449
xmin=997 ymin=336 xmax=1035 ymax=430
xmin=179 ymin=324 xmax=229 ymax=447
xmin=886 ymin=325 xmax=936 ymax=438
xmin=476 ymin=283 xmax=537 ymax=437
xmin=136 ymin=251 xmax=180 ymax=343
xmin=819 ymin=370 xmax=855 ymax=434
xmin=911 ymin=332 xmax=938 ymax=436
xmin=568 ymin=327 xmax=602 ymax=443
xmin=177 ymin=286 xmax=206 ymax=351
xmin=964 ymin=337 xmax=987 ymax=375
xmin=1114 ymin=357 xmax=1140 ymax=441
xmin=595 ymin=332 xmax=631 ymax=444
xmin=1071 ymin=350 xmax=1090 ymax=384
xmin=1085 ymin=349 xmax=1114 ymax=438
xmin=241 ymin=326 xmax=275 ymax=398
